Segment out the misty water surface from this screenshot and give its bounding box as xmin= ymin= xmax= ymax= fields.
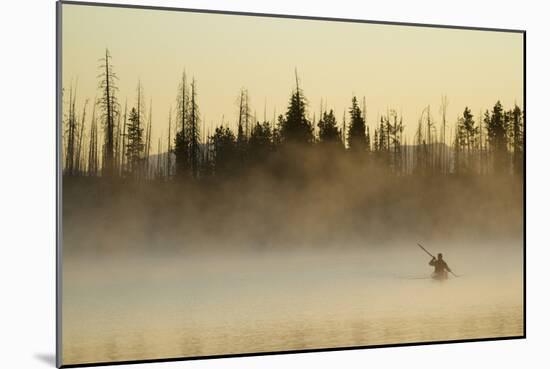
xmin=62 ymin=242 xmax=523 ymax=364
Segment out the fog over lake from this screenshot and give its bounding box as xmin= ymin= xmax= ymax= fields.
xmin=62 ymin=241 xmax=522 ymax=364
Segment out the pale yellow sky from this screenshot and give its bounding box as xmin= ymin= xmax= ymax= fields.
xmin=62 ymin=3 xmax=523 ymax=150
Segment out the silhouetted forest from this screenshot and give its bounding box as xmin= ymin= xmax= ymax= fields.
xmin=62 ymin=49 xmax=524 ymax=254
xmin=63 ymin=49 xmax=524 ymax=180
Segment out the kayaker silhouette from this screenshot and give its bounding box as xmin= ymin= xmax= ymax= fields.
xmin=429 ymin=253 xmax=452 ymax=280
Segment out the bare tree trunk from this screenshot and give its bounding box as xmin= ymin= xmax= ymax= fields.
xmin=190 ymin=79 xmax=199 ymax=178
xmin=157 ymin=137 xmax=162 ymax=179
xmin=145 ymin=101 xmax=153 ymax=179
xmin=87 ymin=102 xmax=98 ymax=176
xmin=166 ymin=108 xmax=172 ymax=178
xmin=75 ymin=99 xmax=88 ymax=175
xmin=101 ymin=49 xmax=116 ymax=177
xmin=440 ymin=96 xmax=448 ymax=175
xmin=65 ymin=85 xmax=76 ymax=175
xmin=121 ymin=101 xmax=127 ymax=176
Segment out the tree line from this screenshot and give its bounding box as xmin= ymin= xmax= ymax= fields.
xmin=63 ymin=49 xmax=524 ymax=181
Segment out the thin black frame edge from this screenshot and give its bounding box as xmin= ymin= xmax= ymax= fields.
xmin=56 ymin=0 xmax=63 ymax=368
xmin=55 ymin=1 xmax=527 ymax=368
xmin=522 ymin=29 xmax=527 ymax=340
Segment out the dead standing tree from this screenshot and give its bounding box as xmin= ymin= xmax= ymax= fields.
xmin=189 ymin=78 xmax=201 ymax=178
xmin=384 ymin=109 xmax=403 ymax=174
xmin=439 ymin=96 xmax=449 ymax=174
xmin=133 ymin=81 xmax=146 ymax=179
xmin=236 ymin=88 xmax=251 ymax=166
xmin=120 ymin=100 xmax=128 ymax=175
xmin=113 ymin=102 xmax=123 ymax=175
xmin=425 ymin=106 xmax=437 ymax=173
xmin=145 ymin=100 xmax=153 ymax=179
xmin=98 ymin=49 xmax=119 ymax=177
xmin=64 ymin=84 xmax=77 ymax=175
xmin=87 ymin=101 xmax=99 ymax=176
xmin=166 ymin=108 xmax=172 ymax=178
xmin=174 ymin=71 xmax=189 ymax=179
xmin=75 ymin=99 xmax=89 ymax=175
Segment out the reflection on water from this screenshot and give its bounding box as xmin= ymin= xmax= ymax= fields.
xmin=62 ymin=244 xmax=523 ymax=365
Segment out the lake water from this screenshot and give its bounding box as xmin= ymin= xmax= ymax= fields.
xmin=62 ymin=243 xmax=523 ymax=365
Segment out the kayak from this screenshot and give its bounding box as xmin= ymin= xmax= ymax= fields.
xmin=431 ymin=271 xmax=448 ymax=281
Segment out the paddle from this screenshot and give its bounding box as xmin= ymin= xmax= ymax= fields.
xmin=417 ymin=243 xmax=459 ymax=278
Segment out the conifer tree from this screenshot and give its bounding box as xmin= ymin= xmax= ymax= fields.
xmin=347 ymin=96 xmax=367 ymax=152
xmin=461 ymin=107 xmax=477 ymax=153
xmin=486 ymin=101 xmax=508 ymax=173
xmin=510 ymin=104 xmax=524 ymax=175
xmin=249 ymin=121 xmax=273 ymax=162
xmin=211 ymin=126 xmax=237 ymax=176
xmin=280 ymin=71 xmax=313 ymax=144
xmin=317 ymin=109 xmax=341 ymax=145
xmin=125 ymin=107 xmax=144 ymax=177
